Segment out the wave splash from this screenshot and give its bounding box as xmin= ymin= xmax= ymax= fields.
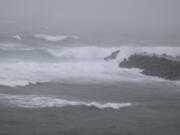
xmin=0 ymin=94 xmax=132 ymax=109
xmin=47 ymin=46 xmax=180 ymax=60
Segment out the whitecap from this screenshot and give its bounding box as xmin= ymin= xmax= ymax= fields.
xmin=35 ymin=34 xmax=79 ymax=42
xmin=13 ymin=35 xmax=22 ymax=40
xmin=0 ymin=94 xmax=132 ymax=109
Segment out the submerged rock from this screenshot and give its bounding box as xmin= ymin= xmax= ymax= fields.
xmin=119 ymin=54 xmax=180 ymax=80
xmin=104 ymin=50 xmax=120 ymax=61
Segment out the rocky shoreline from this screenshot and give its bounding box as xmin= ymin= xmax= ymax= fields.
xmin=119 ymin=54 xmax=180 ymax=80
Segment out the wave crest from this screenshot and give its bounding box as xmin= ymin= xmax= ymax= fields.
xmin=35 ymin=34 xmax=79 ymax=42
xmin=0 ymin=94 xmax=132 ymax=109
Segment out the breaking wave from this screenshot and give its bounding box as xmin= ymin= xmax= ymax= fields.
xmin=0 ymin=45 xmax=179 ymax=87
xmin=35 ymin=34 xmax=79 ymax=42
xmin=0 ymin=94 xmax=132 ymax=109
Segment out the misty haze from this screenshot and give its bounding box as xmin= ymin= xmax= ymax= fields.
xmin=0 ymin=0 xmax=180 ymax=135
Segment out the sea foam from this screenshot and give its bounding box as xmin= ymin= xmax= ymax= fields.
xmin=0 ymin=94 xmax=132 ymax=109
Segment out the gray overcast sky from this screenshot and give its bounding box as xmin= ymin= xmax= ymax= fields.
xmin=0 ymin=0 xmax=180 ymax=36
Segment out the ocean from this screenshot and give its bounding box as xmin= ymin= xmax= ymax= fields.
xmin=0 ymin=33 xmax=180 ymax=135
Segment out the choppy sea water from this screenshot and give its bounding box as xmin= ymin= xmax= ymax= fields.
xmin=0 ymin=34 xmax=180 ymax=135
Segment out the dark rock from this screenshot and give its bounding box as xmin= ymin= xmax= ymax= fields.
xmin=104 ymin=50 xmax=120 ymax=61
xmin=119 ymin=54 xmax=180 ymax=80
